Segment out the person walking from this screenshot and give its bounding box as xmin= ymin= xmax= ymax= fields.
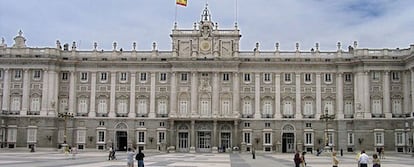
xmin=300 ymin=151 xmax=306 ymax=167
xmin=126 ymin=148 xmax=135 ymax=167
xmin=332 ymin=151 xmax=339 ymax=167
xmin=135 ymin=149 xmax=145 ymax=167
xmin=108 ymin=147 xmax=113 ymax=160
xmin=358 ymin=150 xmax=369 ymax=167
xmin=372 ymin=154 xmax=381 ymax=167
xmin=293 ymin=151 xmax=301 ymax=167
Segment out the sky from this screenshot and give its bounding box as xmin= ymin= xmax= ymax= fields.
xmin=1 ymin=0 xmax=414 ymax=51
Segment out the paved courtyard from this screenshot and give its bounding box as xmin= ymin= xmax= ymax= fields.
xmin=0 ymin=150 xmax=413 ymax=167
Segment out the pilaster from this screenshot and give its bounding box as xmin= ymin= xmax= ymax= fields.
xmin=190 ymin=120 xmax=196 ymax=153
xmin=295 ymin=73 xmax=302 ymax=119
xmin=363 ymin=71 xmax=371 ymax=118
xmin=336 ymin=73 xmax=344 ymax=119
xmin=68 ymin=71 xmax=76 ymax=114
xmin=128 ymin=73 xmax=136 ymax=118
xmin=274 ymin=73 xmax=281 ymax=119
xmin=40 ymin=69 xmax=49 ymax=116
xmin=47 ymin=70 xmax=57 ymax=116
xmin=232 ymin=72 xmax=240 ymax=118
xmin=21 ymin=69 xmax=30 ymax=115
xmin=316 ymin=73 xmax=322 ymax=119
xmin=212 ymin=72 xmax=219 ymax=117
xmin=1 ymin=69 xmax=10 ymax=112
xmin=108 ymin=71 xmax=116 ymax=117
xmin=411 ymin=69 xmax=414 ymax=115
xmin=254 ymin=73 xmax=261 ymax=119
xmin=403 ymin=71 xmax=410 ymax=116
xmin=169 ymin=72 xmax=177 ymax=117
xmin=383 ymin=71 xmax=392 ymax=118
xmin=149 ymin=72 xmax=156 ymax=118
xmin=89 ymin=72 xmax=97 ymax=117
xmin=191 ymin=72 xmax=198 ymax=117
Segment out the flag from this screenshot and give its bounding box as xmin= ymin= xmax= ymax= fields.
xmin=176 ymin=0 xmax=187 ymax=7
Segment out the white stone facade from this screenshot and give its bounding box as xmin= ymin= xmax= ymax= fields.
xmin=0 ymin=7 xmax=414 ymax=153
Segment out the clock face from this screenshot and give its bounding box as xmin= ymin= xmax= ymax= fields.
xmin=200 ymin=40 xmax=211 ymax=51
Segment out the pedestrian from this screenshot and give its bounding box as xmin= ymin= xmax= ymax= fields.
xmin=372 ymin=154 xmax=380 ymax=167
xmin=252 ymin=148 xmax=256 ymax=159
xmin=355 ymin=151 xmax=361 ymax=167
xmin=300 ymin=151 xmax=306 ymax=167
xmin=71 ymin=147 xmax=78 ymax=159
xmin=126 ymin=148 xmax=135 ymax=167
xmin=340 ymin=148 xmax=343 ymax=156
xmin=135 ymin=149 xmax=145 ymax=167
xmin=332 ymin=151 xmax=339 ymax=167
xmin=108 ymin=147 xmax=113 ymax=160
xmin=380 ymin=147 xmax=385 ymax=159
xmin=358 ymin=150 xmax=369 ymax=167
xmin=293 ymin=151 xmax=301 ymax=167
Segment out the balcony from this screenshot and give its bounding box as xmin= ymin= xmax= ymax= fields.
xmin=261 ymin=114 xmax=273 ymax=119
xmin=242 ymin=114 xmax=253 ymax=118
xmin=97 ymin=113 xmax=108 ymax=117
xmin=27 ymin=111 xmax=40 ymax=115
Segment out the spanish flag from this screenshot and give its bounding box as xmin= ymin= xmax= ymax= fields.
xmin=176 ymin=0 xmax=187 ymax=7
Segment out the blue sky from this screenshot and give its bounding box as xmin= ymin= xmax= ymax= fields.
xmin=1 ymin=0 xmax=414 ymax=51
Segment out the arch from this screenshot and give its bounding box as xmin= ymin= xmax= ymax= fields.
xmin=178 ymin=124 xmax=189 ymax=131
xmin=282 ymin=124 xmax=295 ymax=132
xmin=114 ymin=122 xmax=128 ymax=130
xmin=220 ymin=124 xmax=232 ymax=132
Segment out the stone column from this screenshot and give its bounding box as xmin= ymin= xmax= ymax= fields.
xmin=274 ymin=73 xmax=281 ymax=119
xmin=233 ymin=120 xmax=239 ymax=149
xmin=212 ymin=73 xmax=219 ymax=117
xmin=363 ymin=71 xmax=371 ymax=118
xmin=383 ymin=71 xmax=392 ymax=118
xmin=190 ymin=120 xmax=196 ymax=153
xmin=169 ymin=72 xmax=177 ymax=117
xmin=108 ymin=71 xmax=116 ymax=117
xmin=336 ymin=73 xmax=344 ymax=119
xmin=149 ymin=72 xmax=156 ymax=118
xmin=354 ymin=72 xmax=363 ymax=118
xmin=403 ymin=71 xmax=410 ymax=116
xmin=232 ymin=72 xmax=240 ymax=118
xmin=21 ymin=69 xmax=30 ymax=115
xmin=212 ymin=120 xmax=218 ymax=153
xmin=40 ymin=69 xmax=49 ymax=116
xmin=295 ymin=73 xmax=302 ymax=119
xmin=89 ymin=72 xmax=97 ymax=117
xmin=316 ymin=73 xmax=322 ymax=119
xmin=191 ymin=72 xmax=198 ymax=117
xmin=1 ymin=69 xmax=10 ymax=112
xmin=47 ymin=70 xmax=57 ymax=116
xmin=169 ymin=120 xmax=175 ymax=149
xmin=128 ymin=73 xmax=136 ymax=118
xmin=68 ymin=71 xmax=76 ymax=114
xmin=254 ymin=73 xmax=261 ymax=119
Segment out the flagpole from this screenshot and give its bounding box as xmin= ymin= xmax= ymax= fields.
xmin=235 ymin=0 xmax=238 ymax=24
xmin=174 ymin=3 xmax=178 ymax=24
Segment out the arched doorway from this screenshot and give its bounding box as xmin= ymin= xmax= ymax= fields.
xmin=177 ymin=124 xmax=189 ymax=152
xmin=114 ymin=122 xmax=128 ymax=151
xmin=196 ymin=124 xmax=212 ymax=152
xmin=282 ymin=124 xmax=295 ymax=153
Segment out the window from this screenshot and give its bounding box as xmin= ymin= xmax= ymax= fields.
xmin=159 ymin=122 xmax=165 ymax=127
xmin=7 ymin=128 xmax=17 ymax=142
xmin=344 ymin=101 xmax=353 ymax=116
xmin=99 ymin=121 xmax=105 ymax=126
xmin=263 ymin=73 xmax=271 ymax=82
xmin=324 ymin=101 xmax=334 ymax=115
xmin=374 ymin=132 xmax=384 ymax=146
xmin=30 ymin=97 xmax=40 ymax=111
xmin=223 ymin=73 xmax=230 ymax=81
xmin=244 ymin=73 xmax=251 ymax=82
xmin=395 ymin=132 xmax=404 ymax=146
xmin=372 ymin=100 xmax=382 ymax=115
xmin=138 ymin=99 xmax=147 ymax=115
xmin=117 ymin=99 xmax=128 ymax=114
xmin=120 ymin=72 xmax=127 ymax=81
xmin=324 ymin=73 xmax=332 ymax=83
xmin=200 ymin=100 xmax=210 ymax=116
xmin=140 ymin=73 xmax=147 ymax=81
xmin=158 ymin=100 xmax=167 ymax=115
xmin=284 ymin=73 xmax=291 ymax=83
xmin=100 ymin=72 xmax=108 ymax=81
xmin=201 ymin=73 xmax=208 ymax=77
xmin=59 ymin=99 xmax=68 ymax=113
xmin=305 ymin=123 xmax=312 ymax=128
xmin=265 ymin=122 xmax=271 ymax=128
xmin=283 ymin=101 xmax=293 ymax=116
xmin=11 ymin=97 xmax=21 ymax=111
xmin=14 ymin=70 xmax=22 ymax=79
xmin=327 ymin=132 xmax=334 ymax=146
xmin=244 ymin=122 xmax=250 ymax=127
xmin=264 ymin=133 xmax=271 ymax=144
xmin=138 ymin=131 xmax=145 ymax=143
xmin=304 ymin=73 xmax=312 ymax=83
xmin=77 ymin=130 xmax=86 ymax=143
xmin=27 ymin=128 xmax=37 ymax=142
xmin=348 ymin=132 xmax=354 ymax=145
xmin=243 ymin=132 xmax=251 ymax=144
xmin=80 ymin=72 xmax=88 ymax=81
xmin=263 ymin=100 xmax=272 ymax=116
xmin=243 ymin=100 xmax=252 ymax=116
xmin=304 ymin=132 xmax=313 ymax=145
xmin=159 ymin=73 xmax=167 ymax=81
xmin=392 ymin=99 xmax=402 ymax=115
xmin=391 ymin=72 xmax=400 ymax=81
xmin=58 ymin=130 xmax=64 ymax=143
xmin=33 ymin=70 xmax=41 ymax=79
xmin=139 ymin=121 xmax=145 ymax=127
xmin=158 ymin=131 xmax=166 ymax=144
xmin=221 ymin=100 xmax=230 ymax=115
xmin=304 ymin=101 xmax=313 ymax=116
xmin=78 ymin=98 xmax=88 ymax=114
xmin=181 ymin=73 xmax=188 ymax=81
xmin=98 ymin=99 xmax=107 ymax=113
xmin=97 ymin=131 xmax=105 ymax=143
xmin=344 ymin=73 xmax=352 ymax=82
xmin=179 ymin=100 xmax=188 ymax=116
xmin=372 ymin=72 xmax=380 ymax=81
xmin=62 ymin=72 xmax=68 ymax=81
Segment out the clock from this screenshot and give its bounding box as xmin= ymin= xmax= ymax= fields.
xmin=200 ymin=40 xmax=211 ymax=51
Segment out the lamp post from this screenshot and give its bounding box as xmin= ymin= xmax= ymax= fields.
xmin=58 ymin=109 xmax=74 ymax=150
xmin=320 ymin=108 xmax=335 ymax=152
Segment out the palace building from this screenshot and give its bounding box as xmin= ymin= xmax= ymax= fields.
xmin=0 ymin=6 xmax=414 ymax=153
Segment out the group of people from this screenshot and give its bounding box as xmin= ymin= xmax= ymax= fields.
xmin=108 ymin=147 xmax=145 ymax=167
xmin=294 ymin=149 xmax=381 ymax=167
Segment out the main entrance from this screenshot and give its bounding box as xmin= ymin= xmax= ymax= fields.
xmin=220 ymin=132 xmax=231 ymax=151
xmin=116 ymin=131 xmax=128 ymax=151
xmin=197 ymin=131 xmax=211 ymax=152
xmin=178 ymin=132 xmax=189 ymax=152
xmin=282 ymin=133 xmax=295 ymax=153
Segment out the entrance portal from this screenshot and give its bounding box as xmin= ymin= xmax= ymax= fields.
xmin=282 ymin=133 xmax=295 ymax=153
xmin=116 ymin=131 xmax=128 ymax=151
xmin=197 ymin=131 xmax=211 ymax=152
xmin=220 ymin=132 xmax=231 ymax=152
xmin=178 ymin=132 xmax=189 ymax=152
